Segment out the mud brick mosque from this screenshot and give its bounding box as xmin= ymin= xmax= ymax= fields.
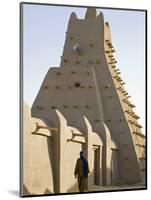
xmin=22 ymin=8 xmax=146 ymax=195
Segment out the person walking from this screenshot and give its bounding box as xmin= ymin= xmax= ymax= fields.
xmin=74 ymin=151 xmax=90 ymax=192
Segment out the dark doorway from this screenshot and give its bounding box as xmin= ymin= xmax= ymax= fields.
xmin=93 ymin=146 xmax=100 ymax=185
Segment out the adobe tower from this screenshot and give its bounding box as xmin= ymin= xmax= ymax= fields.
xmin=30 ymin=8 xmax=146 ymax=193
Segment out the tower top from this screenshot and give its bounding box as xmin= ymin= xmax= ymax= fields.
xmin=85 ymin=7 xmax=100 ymax=19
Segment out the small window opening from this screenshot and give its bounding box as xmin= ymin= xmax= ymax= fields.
xmin=74 ymin=82 xmax=81 ymax=88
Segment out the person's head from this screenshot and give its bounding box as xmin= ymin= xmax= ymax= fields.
xmin=80 ymin=151 xmax=84 ymax=159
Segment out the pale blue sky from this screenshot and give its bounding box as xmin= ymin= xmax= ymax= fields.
xmin=23 ymin=4 xmax=146 ymax=133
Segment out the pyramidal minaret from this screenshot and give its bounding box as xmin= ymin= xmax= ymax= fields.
xmin=31 ymin=8 xmax=146 ymax=190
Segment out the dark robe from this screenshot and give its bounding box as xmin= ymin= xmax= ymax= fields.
xmin=74 ymin=157 xmax=90 ymax=192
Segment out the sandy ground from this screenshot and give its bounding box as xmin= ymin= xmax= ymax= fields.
xmin=68 ymin=182 xmax=146 ymax=193
xmin=87 ymin=183 xmax=146 ymax=192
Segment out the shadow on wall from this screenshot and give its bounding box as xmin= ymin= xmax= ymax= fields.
xmin=23 ymin=184 xmax=53 ymax=196
xmin=67 ymin=169 xmax=111 ymax=193
xmin=67 ymin=172 xmax=89 ymax=193
xmin=138 ymin=147 xmax=146 ymax=183
xmin=47 ymin=137 xmax=56 ymax=192
xmin=23 ymin=166 xmax=143 ymax=196
xmin=138 ymin=159 xmax=146 ymax=183
xmin=23 ymin=185 xmax=31 ymax=196
xmin=67 ymin=167 xmax=128 ymax=193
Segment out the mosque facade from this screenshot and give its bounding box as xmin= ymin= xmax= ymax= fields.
xmin=22 ymin=8 xmax=146 ymax=196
